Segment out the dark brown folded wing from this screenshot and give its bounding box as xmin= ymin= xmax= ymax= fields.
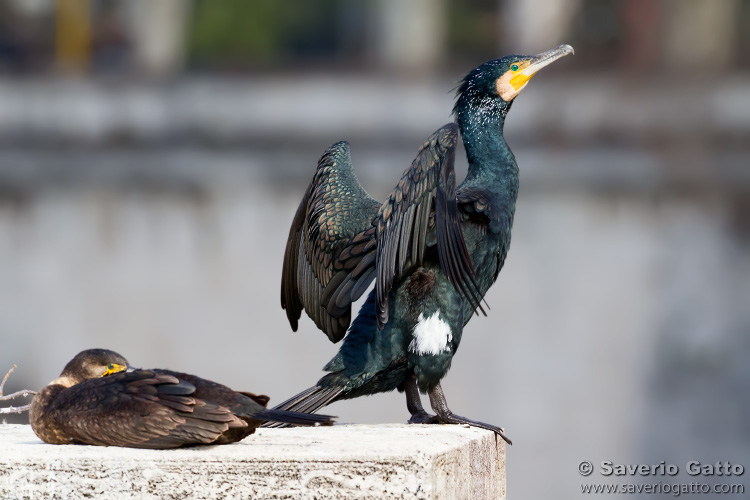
xmin=281 ymin=141 xmax=381 ymax=342
xmin=374 ymin=123 xmax=484 ymax=327
xmin=48 ymin=370 xmax=243 ymax=449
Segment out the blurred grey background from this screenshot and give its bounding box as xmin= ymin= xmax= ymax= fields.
xmin=0 ymin=0 xmax=748 ymax=498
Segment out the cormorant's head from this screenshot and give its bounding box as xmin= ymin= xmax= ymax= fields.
xmin=57 ymin=349 xmax=130 ymax=386
xmin=454 ymin=44 xmax=574 ymax=119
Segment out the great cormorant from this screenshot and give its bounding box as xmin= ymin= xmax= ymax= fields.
xmin=269 ymin=45 xmax=574 ymax=444
xmin=29 ymin=349 xmax=334 ymax=448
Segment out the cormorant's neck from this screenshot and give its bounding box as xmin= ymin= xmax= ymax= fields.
xmin=454 ymin=96 xmax=518 ymax=193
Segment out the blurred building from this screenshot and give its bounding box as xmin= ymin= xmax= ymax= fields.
xmin=1 ymin=1 xmax=749 ymax=499
xmin=1 ymin=0 xmax=748 ymax=76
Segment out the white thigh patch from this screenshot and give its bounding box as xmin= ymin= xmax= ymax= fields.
xmin=409 ymin=311 xmax=453 ymax=356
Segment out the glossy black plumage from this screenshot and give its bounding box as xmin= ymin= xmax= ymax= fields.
xmin=373 ymin=125 xmax=485 ymax=327
xmin=29 ymin=349 xmax=334 ymax=448
xmin=282 ymin=125 xmax=484 ymax=341
xmin=273 ymin=46 xmax=574 ymax=444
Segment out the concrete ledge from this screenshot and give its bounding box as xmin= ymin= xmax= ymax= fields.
xmin=0 ymin=423 xmax=505 ymax=500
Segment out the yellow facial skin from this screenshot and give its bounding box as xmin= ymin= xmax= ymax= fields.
xmin=102 ymin=363 xmax=127 ymax=377
xmin=496 ymin=44 xmax=574 ymax=101
xmin=509 ymin=60 xmax=534 ymax=90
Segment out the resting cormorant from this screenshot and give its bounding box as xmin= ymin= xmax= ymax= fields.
xmin=270 ymin=45 xmax=574 ymax=444
xmin=30 ymin=349 xmax=335 ymax=448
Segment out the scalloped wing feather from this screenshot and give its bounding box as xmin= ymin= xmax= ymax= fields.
xmin=281 ymin=142 xmax=381 ymax=342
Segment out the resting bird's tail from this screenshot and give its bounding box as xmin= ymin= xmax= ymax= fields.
xmin=261 ymin=385 xmax=344 ymax=428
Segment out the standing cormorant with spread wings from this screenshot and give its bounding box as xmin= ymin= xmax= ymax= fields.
xmin=269 ymin=45 xmax=574 ymax=444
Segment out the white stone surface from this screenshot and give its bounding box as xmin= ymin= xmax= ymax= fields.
xmin=0 ymin=423 xmax=505 ymax=500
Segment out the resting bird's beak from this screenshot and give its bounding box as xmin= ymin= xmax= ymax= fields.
xmin=126 ymin=365 xmax=136 ymax=373
xmin=509 ymin=44 xmax=574 ymax=91
xmin=102 ymin=363 xmax=128 ymax=377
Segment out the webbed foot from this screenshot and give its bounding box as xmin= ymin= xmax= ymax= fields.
xmin=407 ymin=410 xmax=439 ymax=425
xmin=434 ymin=411 xmax=511 ymax=444
xmin=428 ymin=382 xmax=512 ymax=445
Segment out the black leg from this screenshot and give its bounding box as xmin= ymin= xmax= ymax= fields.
xmin=405 ymin=377 xmax=438 ymax=424
xmin=428 ymin=382 xmax=512 ymax=445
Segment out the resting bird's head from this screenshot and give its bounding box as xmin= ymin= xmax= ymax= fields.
xmin=56 ymin=349 xmax=130 ymax=387
xmin=453 ymin=44 xmax=574 ymax=122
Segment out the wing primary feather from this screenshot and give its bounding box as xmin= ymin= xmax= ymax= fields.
xmin=333 ymin=278 xmax=356 ymax=310
xmin=350 ymin=267 xmax=376 ymax=301
xmin=351 ymin=251 xmax=376 ymax=278
xmin=398 ymin=204 xmax=416 ymax=274
xmin=281 ymin=180 xmax=315 ymax=331
xmin=436 ymin=187 xmax=485 ymax=316
xmin=320 ymin=271 xmax=347 ymax=305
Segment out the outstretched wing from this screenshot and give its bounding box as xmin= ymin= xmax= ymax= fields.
xmin=282 ymin=142 xmax=381 ymax=342
xmin=48 ymin=370 xmax=244 ymax=449
xmin=374 ymin=123 xmax=485 ymax=327
xmin=283 ymin=124 xmax=485 ymax=339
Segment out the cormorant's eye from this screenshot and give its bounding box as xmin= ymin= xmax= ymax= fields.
xmin=510 ymin=64 xmax=519 ymax=72
xmin=107 ymin=364 xmax=114 ymax=370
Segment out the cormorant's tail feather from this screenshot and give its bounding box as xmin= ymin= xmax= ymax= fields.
xmin=256 ymin=408 xmax=335 ymax=427
xmin=271 ymin=385 xmax=321 ymax=411
xmin=261 ymin=385 xmax=344 ymax=428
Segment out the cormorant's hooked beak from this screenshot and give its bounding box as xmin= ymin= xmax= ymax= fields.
xmin=509 ymin=44 xmax=574 ymax=91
